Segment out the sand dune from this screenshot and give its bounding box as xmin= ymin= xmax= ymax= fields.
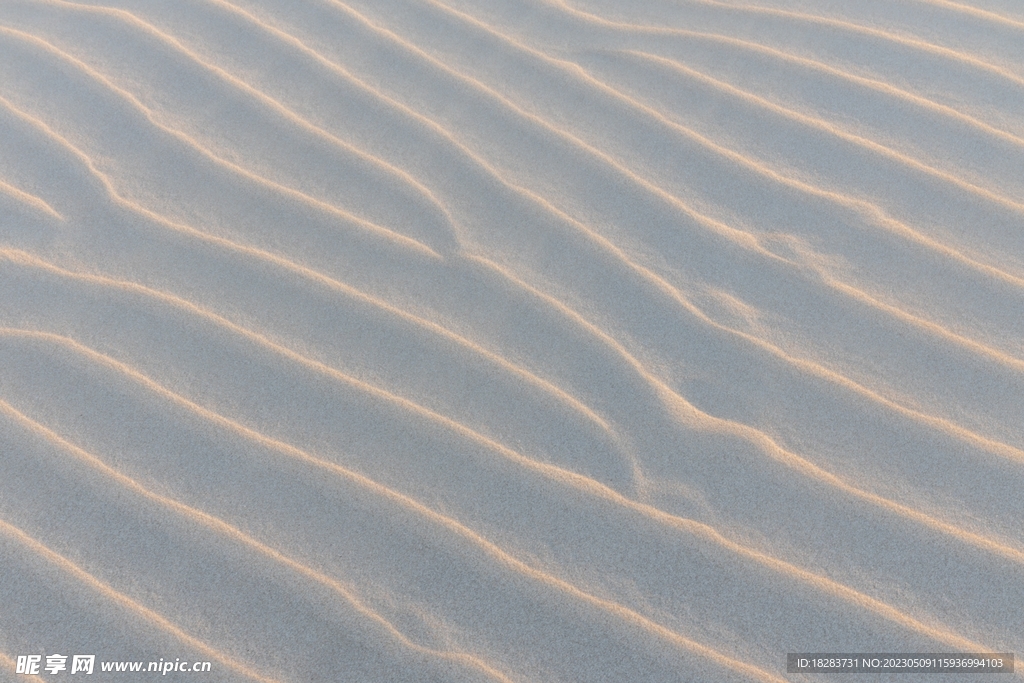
xmin=2 ymin=0 xmax=1022 ymax=681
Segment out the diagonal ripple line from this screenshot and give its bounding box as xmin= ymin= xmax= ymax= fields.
xmin=921 ymin=0 xmax=1024 ymax=29
xmin=0 ymin=178 xmax=63 ymax=220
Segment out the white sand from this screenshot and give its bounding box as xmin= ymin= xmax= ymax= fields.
xmin=1 ymin=0 xmax=1022 ymax=680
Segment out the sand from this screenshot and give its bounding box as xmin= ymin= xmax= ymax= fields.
xmin=1 ymin=0 xmax=1022 ymax=681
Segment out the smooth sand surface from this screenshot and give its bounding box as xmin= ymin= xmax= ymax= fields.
xmin=1 ymin=0 xmax=1022 ymax=681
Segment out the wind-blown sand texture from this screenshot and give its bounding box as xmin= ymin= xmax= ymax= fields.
xmin=1 ymin=0 xmax=1023 ymax=681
